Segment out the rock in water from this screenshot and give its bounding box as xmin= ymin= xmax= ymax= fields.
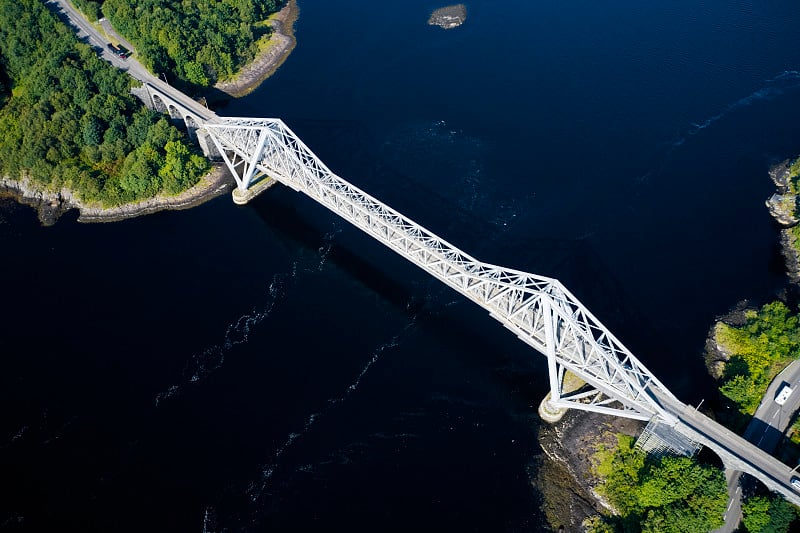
xmin=428 ymin=4 xmax=467 ymax=29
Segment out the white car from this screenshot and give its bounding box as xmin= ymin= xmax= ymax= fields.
xmin=776 ymin=385 xmax=794 ymax=406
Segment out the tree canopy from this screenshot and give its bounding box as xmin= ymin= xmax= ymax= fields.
xmin=716 ymin=302 xmax=800 ymax=416
xmin=0 ymin=0 xmax=209 ymax=206
xmin=742 ymin=495 xmax=797 ymax=533
xmin=587 ymin=434 xmax=728 ymax=533
xmin=92 ymin=0 xmax=283 ymax=88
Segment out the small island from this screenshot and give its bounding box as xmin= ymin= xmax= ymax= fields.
xmin=428 ymin=4 xmax=467 ymax=29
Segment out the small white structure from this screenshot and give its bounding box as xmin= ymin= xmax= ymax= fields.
xmin=776 ymin=385 xmax=794 ymax=405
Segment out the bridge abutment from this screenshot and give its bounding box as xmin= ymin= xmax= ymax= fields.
xmin=196 ymin=129 xmax=221 ymax=160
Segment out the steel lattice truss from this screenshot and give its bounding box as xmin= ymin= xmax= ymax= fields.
xmin=205 ymin=118 xmax=679 ymax=422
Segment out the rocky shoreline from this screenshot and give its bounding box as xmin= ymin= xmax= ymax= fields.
xmin=214 ymin=0 xmax=298 ymax=98
xmin=704 ymin=159 xmax=800 ymax=377
xmin=536 ymin=410 xmax=643 ymax=531
xmin=703 ymin=301 xmax=752 ymax=379
xmin=0 ymin=165 xmax=233 ymax=226
xmin=766 ymin=159 xmax=800 ymax=283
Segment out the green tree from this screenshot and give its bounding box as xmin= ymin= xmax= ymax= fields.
xmin=583 ymin=515 xmax=616 ymax=533
xmin=720 ymin=373 xmax=761 ymax=414
xmin=744 ymin=496 xmax=773 ymax=533
xmin=594 ymin=434 xmax=646 ymax=515
xmin=119 ymin=145 xmax=162 ymax=198
xmin=183 ymin=60 xmax=209 ymax=87
xmin=0 ymin=0 xmax=211 ymax=207
xmin=101 ymin=0 xmax=284 ymax=87
xmin=716 ymin=302 xmax=800 ymax=416
xmin=742 ymin=495 xmax=797 ymax=533
xmin=592 ymin=435 xmax=727 ymax=533
xmin=81 ymin=114 xmax=103 ymax=146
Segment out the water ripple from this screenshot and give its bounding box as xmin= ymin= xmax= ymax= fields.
xmin=675 ymin=69 xmax=800 ymax=146
xmin=244 ymin=319 xmax=417 ymax=504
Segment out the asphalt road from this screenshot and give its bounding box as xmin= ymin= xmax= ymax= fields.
xmin=746 ymin=360 xmax=800 ymax=451
xmin=47 ymin=0 xmax=146 ymax=77
xmin=652 ymin=388 xmax=800 ymax=510
xmin=47 ymin=0 xmax=216 ymax=121
xmin=715 ymin=469 xmax=743 ymax=533
xmin=713 ymin=360 xmax=800 ymax=532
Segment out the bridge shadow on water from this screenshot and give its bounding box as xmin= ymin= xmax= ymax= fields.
xmin=246 ymin=187 xmax=557 ymax=401
xmin=244 ymin=173 xmax=714 ymax=414
xmin=239 ymin=117 xmax=720 ymax=405
xmin=249 ymin=187 xmax=415 ymax=312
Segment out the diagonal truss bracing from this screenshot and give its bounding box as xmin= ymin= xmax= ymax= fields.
xmin=205 ymin=118 xmax=679 ymax=422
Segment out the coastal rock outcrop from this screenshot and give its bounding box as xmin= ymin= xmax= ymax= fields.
xmin=1 ymin=165 xmax=232 ymax=225
xmin=703 ymin=303 xmax=750 ymax=379
xmin=536 ymin=410 xmax=643 ymax=531
xmin=214 ymin=0 xmax=298 ymax=98
xmin=766 ymin=193 xmax=799 ymax=227
xmin=428 ymin=4 xmax=467 ymax=29
xmin=766 ymin=160 xmax=799 ymax=227
xmin=765 ymin=159 xmax=800 ymax=283
xmin=0 ymin=176 xmax=77 ymax=226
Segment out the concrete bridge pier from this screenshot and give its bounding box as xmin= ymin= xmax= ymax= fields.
xmin=196 ymin=128 xmax=221 ymax=160
xmin=231 ymin=178 xmax=275 ymax=205
xmin=538 ymin=393 xmax=567 ymax=423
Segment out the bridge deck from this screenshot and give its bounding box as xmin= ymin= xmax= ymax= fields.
xmin=200 ymin=116 xmax=800 ymax=506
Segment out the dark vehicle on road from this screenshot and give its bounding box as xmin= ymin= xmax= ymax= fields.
xmin=107 ymin=43 xmax=130 ymax=59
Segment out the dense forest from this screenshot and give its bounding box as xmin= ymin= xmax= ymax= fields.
xmin=585 ymin=434 xmax=797 ymax=533
xmin=585 ymin=434 xmax=728 ymax=533
xmin=0 ymin=0 xmax=208 ymax=206
xmin=74 ymin=0 xmax=283 ymax=88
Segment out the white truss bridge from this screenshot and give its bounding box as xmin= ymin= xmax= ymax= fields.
xmin=199 ymin=116 xmax=800 ymax=506
xmin=205 ymin=117 xmax=675 ymax=422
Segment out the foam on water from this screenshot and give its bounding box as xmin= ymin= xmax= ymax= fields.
xmin=243 ymin=318 xmax=418 ymax=504
xmin=154 ymin=227 xmax=344 ymax=406
xmin=378 ymin=119 xmax=533 ymax=297
xmin=630 ymin=70 xmax=800 ymax=189
xmin=676 ymin=70 xmax=800 ymax=147
xmin=153 ymin=269 xmax=296 ymax=406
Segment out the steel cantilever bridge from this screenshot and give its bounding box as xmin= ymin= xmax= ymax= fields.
xmin=199 ymin=116 xmax=800 ymax=505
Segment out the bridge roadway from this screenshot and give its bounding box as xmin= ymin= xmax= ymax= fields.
xmin=203 ymin=117 xmax=800 ymax=508
xmin=51 ymin=0 xmax=800 ymax=511
xmin=652 ymin=388 xmax=800 ymax=507
xmin=48 ymin=0 xmax=217 ymax=123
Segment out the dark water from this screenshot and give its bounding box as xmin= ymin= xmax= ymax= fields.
xmin=3 ymin=0 xmax=800 ymax=530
